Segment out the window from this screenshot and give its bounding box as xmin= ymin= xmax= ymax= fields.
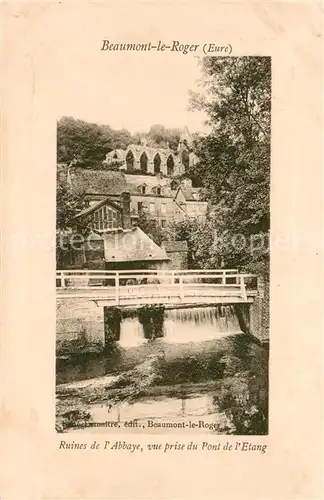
xmin=112 ymin=210 xmax=117 ymax=227
xmin=140 ymin=152 xmax=148 ymax=173
xmin=161 ymin=203 xmax=167 ymax=215
xmin=126 ymin=150 xmax=135 ymax=170
xmin=104 ymin=207 xmax=112 ymax=229
xmin=91 ymin=205 xmax=121 ymax=231
xmin=149 ymin=203 xmax=155 ymax=214
xmin=161 ymin=220 xmax=166 ymax=228
xmin=156 ymin=187 xmax=161 ymax=195
xmin=153 ymin=153 xmax=161 ymax=174
xmin=182 ymin=150 xmax=190 ymax=171
xmin=94 ymin=210 xmax=99 ymax=229
xmin=167 ymin=155 xmax=174 ymax=176
xmin=141 ymin=185 xmax=146 ymax=195
xmin=137 ymin=201 xmax=143 ymax=212
xmin=98 ymin=208 xmax=103 ymax=230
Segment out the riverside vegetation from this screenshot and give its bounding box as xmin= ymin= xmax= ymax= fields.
xmin=56 ymin=333 xmax=268 ymax=435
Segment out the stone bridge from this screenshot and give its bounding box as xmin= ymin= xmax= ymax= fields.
xmin=56 ymin=269 xmax=268 ymax=348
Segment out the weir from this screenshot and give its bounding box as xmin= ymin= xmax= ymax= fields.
xmin=165 ymin=305 xmax=240 ymax=328
xmin=117 ymin=305 xmax=242 ymax=347
xmin=164 ymin=306 xmax=242 ymax=344
xmin=56 ymin=270 xmax=269 ymax=353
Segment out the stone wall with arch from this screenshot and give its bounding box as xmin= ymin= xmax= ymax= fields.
xmin=123 ymin=145 xmax=184 ymax=176
xmin=105 ymin=137 xmax=199 ymax=177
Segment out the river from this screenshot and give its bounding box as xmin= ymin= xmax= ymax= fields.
xmin=56 ymin=305 xmax=269 ymax=435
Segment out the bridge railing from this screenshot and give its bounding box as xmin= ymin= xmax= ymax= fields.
xmin=56 ymin=269 xmax=258 ymax=303
xmin=56 ymin=269 xmax=240 ymax=287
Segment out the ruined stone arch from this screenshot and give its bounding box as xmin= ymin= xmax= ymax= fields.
xmin=126 ymin=149 xmax=135 ymax=170
xmin=153 ymin=153 xmax=161 ymax=174
xmin=182 ymin=150 xmax=190 ymax=172
xmin=167 ymin=155 xmax=174 ymax=176
xmin=140 ymin=151 xmax=148 ymax=173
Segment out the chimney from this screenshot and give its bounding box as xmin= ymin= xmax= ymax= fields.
xmin=121 ymin=191 xmax=132 ymax=230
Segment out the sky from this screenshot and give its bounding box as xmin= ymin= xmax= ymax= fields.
xmin=57 ymin=52 xmax=209 ymax=135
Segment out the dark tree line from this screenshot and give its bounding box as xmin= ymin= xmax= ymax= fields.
xmin=57 ymin=117 xmax=181 ymax=168
xmin=185 ymin=56 xmax=271 ymax=274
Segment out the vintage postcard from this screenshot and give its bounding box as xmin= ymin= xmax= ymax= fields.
xmin=1 ymin=2 xmax=323 ymax=499
xmin=55 ymin=56 xmax=270 ymax=438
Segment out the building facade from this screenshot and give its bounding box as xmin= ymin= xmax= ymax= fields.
xmin=104 ymin=127 xmax=199 ymax=177
xmin=58 ymin=189 xmax=170 ymax=271
xmin=57 ymin=127 xmax=208 ymax=238
xmin=102 ymin=128 xmax=208 ymax=225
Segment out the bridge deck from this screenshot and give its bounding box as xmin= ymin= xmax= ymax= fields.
xmin=56 ymin=269 xmax=258 ymax=306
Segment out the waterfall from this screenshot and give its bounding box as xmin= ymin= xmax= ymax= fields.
xmin=119 ymin=317 xmax=145 ymax=347
xmin=163 ymin=305 xmax=242 ymax=343
xmin=118 ymin=305 xmax=242 ymax=347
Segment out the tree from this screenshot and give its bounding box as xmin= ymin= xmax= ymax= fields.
xmin=189 ymin=57 xmax=271 ymax=273
xmin=56 ymin=175 xmax=81 ymax=231
xmin=148 ymin=124 xmax=180 ymax=150
xmin=136 ymin=211 xmax=164 ymax=246
xmin=57 ymin=117 xmax=133 ymax=168
xmin=162 ymin=218 xmax=203 ymax=269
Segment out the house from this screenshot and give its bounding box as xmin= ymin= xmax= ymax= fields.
xmin=60 ymin=125 xmax=208 ymax=228
xmin=58 ymin=182 xmax=170 ymax=271
xmin=173 ymin=179 xmax=208 ymax=223
xmin=56 ymin=127 xmax=205 ymax=270
xmin=103 ymin=129 xmax=207 ymax=225
xmin=61 ymin=162 xmax=208 ymax=227
xmin=73 ymin=226 xmax=170 ymax=272
xmin=102 ymin=227 xmax=169 ymax=271
xmin=73 ymin=192 xmax=132 ymax=232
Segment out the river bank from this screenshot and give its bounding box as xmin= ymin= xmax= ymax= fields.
xmin=56 ymin=334 xmax=268 ymax=434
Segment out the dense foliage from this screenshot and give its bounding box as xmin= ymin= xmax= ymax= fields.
xmin=162 ymin=218 xmax=202 ymax=269
xmin=145 ymin=124 xmax=180 ymax=150
xmin=56 ymin=173 xmax=81 ymax=230
xmin=57 ymin=117 xmax=133 ymax=168
xmin=136 ymin=210 xmax=164 ymax=246
xmin=57 ymin=117 xmax=181 ymax=168
xmin=184 ymin=57 xmax=271 ymax=273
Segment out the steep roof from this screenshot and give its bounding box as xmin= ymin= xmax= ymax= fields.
xmin=181 ymin=188 xmax=196 ymax=201
xmin=73 ymin=198 xmax=122 ymax=219
xmin=125 ymin=174 xmax=170 ymax=188
xmin=175 ymin=185 xmax=196 ymax=202
xmin=127 ymin=183 xmax=141 ymax=194
xmin=103 ymin=227 xmax=169 ymax=262
xmin=126 ymin=181 xmax=173 ymax=197
xmin=69 ymin=167 xmax=128 ymax=196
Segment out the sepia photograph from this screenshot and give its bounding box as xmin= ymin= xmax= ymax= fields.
xmin=3 ymin=1 xmax=323 ymax=497
xmin=55 ymin=55 xmax=270 ymax=436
